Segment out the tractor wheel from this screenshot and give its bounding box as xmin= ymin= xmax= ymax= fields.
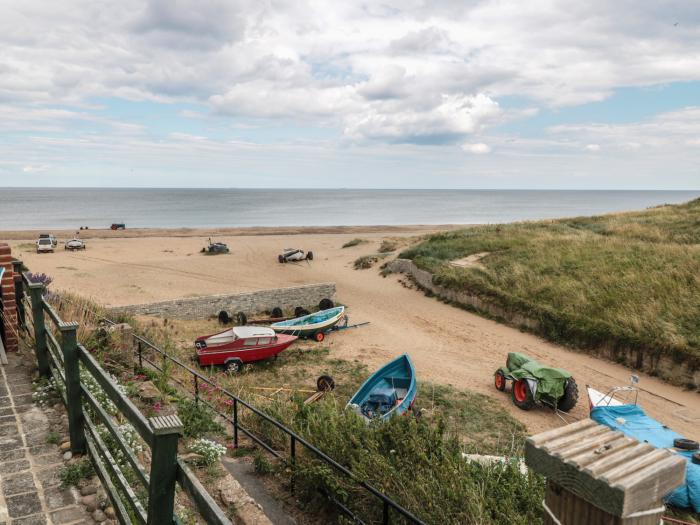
xmin=278 ymin=255 xmax=285 ymax=263
xmin=306 ymin=251 xmax=314 ymax=261
xmin=313 ymin=332 xmax=325 ymax=342
xmin=511 ymin=379 xmax=535 ymax=410
xmin=494 ymin=371 xmax=506 ymax=392
xmin=236 ymin=312 xmax=247 ymax=326
xmin=218 ymin=311 xmax=230 ymax=325
xmin=557 ymin=377 xmax=579 ymax=412
xmin=271 ymin=307 xmax=283 ymax=318
xmin=317 ymin=375 xmax=335 ymax=392
xmin=224 ymin=359 xmax=242 ymax=374
xmin=673 ymin=438 xmax=699 ymax=451
xmin=319 ymin=298 xmax=334 ymax=310
xmin=295 ymin=307 xmax=310 ymax=318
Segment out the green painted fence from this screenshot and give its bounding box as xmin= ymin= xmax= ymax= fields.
xmin=20 ymin=271 xmax=232 ymax=525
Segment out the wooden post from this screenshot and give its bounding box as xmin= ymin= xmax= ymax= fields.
xmin=60 ymin=321 xmax=86 ymax=454
xmin=27 ymin=282 xmax=50 ymax=377
xmin=11 ymin=261 xmax=25 ymax=329
xmin=147 ymin=415 xmax=183 ymax=525
xmin=525 ymin=420 xmax=686 ymax=525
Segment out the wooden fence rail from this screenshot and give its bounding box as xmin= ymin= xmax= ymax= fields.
xmin=19 ymin=271 xmax=232 ymax=525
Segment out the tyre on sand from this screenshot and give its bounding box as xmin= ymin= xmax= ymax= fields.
xmin=557 ymin=377 xmax=579 ymax=412
xmin=278 ymin=255 xmax=285 ymax=263
xmin=306 ymin=251 xmax=313 ymax=261
xmin=511 ymin=379 xmax=535 ymax=410
xmin=271 ymin=307 xmax=283 ymax=319
xmin=319 ymin=298 xmax=334 ymax=310
xmin=494 ymin=371 xmax=506 ymax=392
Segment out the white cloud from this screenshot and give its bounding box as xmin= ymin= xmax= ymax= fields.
xmin=461 ymin=142 xmax=492 ymax=154
xmin=23 ymin=164 xmax=50 ymax=172
xmin=585 ymin=144 xmax=601 ymax=152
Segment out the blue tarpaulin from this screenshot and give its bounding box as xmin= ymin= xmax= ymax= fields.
xmin=591 ymin=404 xmax=700 ymax=512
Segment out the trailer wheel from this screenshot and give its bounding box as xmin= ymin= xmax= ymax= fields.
xmin=313 ymin=332 xmax=325 ymax=342
xmin=317 ymin=375 xmax=335 ymax=392
xmin=494 ymin=371 xmax=506 ymax=392
xmin=278 ymin=255 xmax=285 ymax=263
xmin=557 ymin=377 xmax=579 ymax=412
xmin=271 ymin=307 xmax=283 ymax=319
xmin=511 ymin=379 xmax=535 ymax=410
xmin=319 ymin=298 xmax=334 ymax=310
xmin=306 ymin=251 xmax=314 ymax=261
xmin=236 ymin=312 xmax=247 ymax=326
xmin=224 ymin=359 xmax=242 ymax=374
xmin=673 ymin=438 xmax=699 ymax=451
xmin=218 ymin=311 xmax=230 ymax=325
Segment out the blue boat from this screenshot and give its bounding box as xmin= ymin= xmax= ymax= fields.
xmin=347 ymin=354 xmax=417 ymax=422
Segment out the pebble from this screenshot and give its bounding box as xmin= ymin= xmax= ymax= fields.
xmin=63 ymin=451 xmax=72 ymax=461
xmin=59 ymin=441 xmax=71 ymax=452
xmin=92 ymin=509 xmax=106 ymax=522
xmin=81 ymin=484 xmax=98 ymax=496
xmin=104 ymin=507 xmax=115 ymax=519
xmin=81 ymin=494 xmax=98 ymax=511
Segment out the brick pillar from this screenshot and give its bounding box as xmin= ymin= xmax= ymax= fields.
xmin=0 ymin=243 xmax=18 ymax=352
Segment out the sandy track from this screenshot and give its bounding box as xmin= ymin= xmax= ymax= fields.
xmin=7 ymin=230 xmax=699 ymax=439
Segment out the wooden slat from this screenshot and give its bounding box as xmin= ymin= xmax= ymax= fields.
xmin=176 ymin=460 xmax=233 ymax=525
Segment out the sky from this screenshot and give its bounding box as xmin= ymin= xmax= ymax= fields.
xmin=0 ymin=0 xmax=699 ymax=189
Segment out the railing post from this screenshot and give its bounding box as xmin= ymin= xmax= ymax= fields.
xmin=27 ymin=282 xmax=49 ymax=377
xmin=290 ymin=435 xmax=296 ymax=494
xmin=233 ymin=399 xmax=238 ymax=448
xmin=147 ymin=415 xmax=183 ymax=525
xmin=11 ymin=261 xmax=25 ymax=329
xmin=60 ymin=321 xmax=86 ymax=454
xmin=383 ymin=501 xmax=389 ymax=525
xmin=193 ymin=375 xmax=199 ymax=405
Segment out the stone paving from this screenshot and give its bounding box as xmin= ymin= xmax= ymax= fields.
xmin=0 ymin=354 xmax=91 ymax=525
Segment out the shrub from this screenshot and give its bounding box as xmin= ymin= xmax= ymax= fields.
xmin=177 ymin=398 xmax=224 ymax=438
xmin=187 ymin=438 xmax=227 ymax=467
xmin=354 ymin=255 xmax=378 ymax=269
xmin=378 ymin=240 xmax=398 ymax=253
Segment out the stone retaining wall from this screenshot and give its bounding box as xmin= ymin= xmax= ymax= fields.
xmin=109 ymin=282 xmax=336 ymax=320
xmin=388 ymin=259 xmax=699 ymax=389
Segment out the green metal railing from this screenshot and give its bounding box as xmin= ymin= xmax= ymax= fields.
xmin=19 ymin=271 xmax=231 ymax=525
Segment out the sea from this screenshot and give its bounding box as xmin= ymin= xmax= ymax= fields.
xmin=0 ymin=188 xmax=698 ymax=230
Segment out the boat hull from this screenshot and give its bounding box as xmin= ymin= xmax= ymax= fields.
xmin=346 ymin=354 xmax=417 ymax=422
xmin=195 ymin=332 xmax=297 ymax=366
xmin=271 ymin=306 xmax=345 ymax=337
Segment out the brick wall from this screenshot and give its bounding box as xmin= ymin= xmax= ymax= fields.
xmin=0 ymin=243 xmax=18 ymax=352
xmin=109 ymin=282 xmax=336 ymax=320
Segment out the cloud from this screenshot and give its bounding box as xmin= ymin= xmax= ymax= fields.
xmin=23 ymin=164 xmax=50 ymax=172
xmin=462 ymin=142 xmax=492 ymax=154
xmin=585 ymin=144 xmax=601 ymax=152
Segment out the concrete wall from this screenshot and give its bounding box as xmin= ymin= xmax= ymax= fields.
xmin=388 ymin=259 xmax=699 ymax=389
xmin=109 ymin=282 xmax=336 ymax=320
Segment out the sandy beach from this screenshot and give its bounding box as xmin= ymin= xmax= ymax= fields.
xmin=5 ymin=227 xmax=699 ymax=440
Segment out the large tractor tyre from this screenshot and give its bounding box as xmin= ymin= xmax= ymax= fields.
xmin=511 ymin=379 xmax=535 ymax=411
xmin=294 ymin=307 xmax=310 ymax=318
xmin=218 ymin=310 xmax=231 ymax=325
xmin=319 ymin=298 xmax=334 ymax=310
xmin=557 ymin=377 xmax=579 ymax=412
xmin=306 ymin=251 xmax=314 ymax=261
xmin=317 ymin=375 xmax=335 ymax=392
xmin=494 ymin=371 xmax=506 ymax=392
xmin=236 ymin=312 xmax=247 ymax=326
xmin=271 ymin=307 xmax=283 ymax=319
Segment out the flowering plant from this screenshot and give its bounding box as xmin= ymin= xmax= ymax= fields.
xmin=187 ymin=438 xmax=227 ymax=466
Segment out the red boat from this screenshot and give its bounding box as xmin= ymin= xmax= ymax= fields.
xmin=194 ymin=326 xmax=297 ymax=372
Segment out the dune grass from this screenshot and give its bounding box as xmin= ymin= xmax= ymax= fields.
xmin=401 ymin=199 xmax=700 ymax=377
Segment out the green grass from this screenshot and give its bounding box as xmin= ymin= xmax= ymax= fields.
xmin=59 ymin=458 xmax=94 ymax=488
xmin=401 ymin=199 xmax=700 ymax=377
xmin=342 ymin=238 xmax=367 ymax=248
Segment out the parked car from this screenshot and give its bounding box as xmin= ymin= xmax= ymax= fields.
xmin=39 ymin=233 xmax=57 ymax=247
xmin=278 ymin=248 xmax=313 ymax=263
xmin=110 ymin=223 xmax=126 ymax=230
xmin=36 ymin=238 xmax=55 ymax=253
xmin=201 ymin=238 xmax=230 ymax=254
xmin=65 ymin=238 xmax=86 ymax=251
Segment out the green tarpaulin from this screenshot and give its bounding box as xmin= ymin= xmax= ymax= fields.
xmin=499 ymin=352 xmax=571 ymax=401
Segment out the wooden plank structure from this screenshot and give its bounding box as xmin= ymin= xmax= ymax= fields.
xmin=525 ymin=419 xmax=686 ymax=525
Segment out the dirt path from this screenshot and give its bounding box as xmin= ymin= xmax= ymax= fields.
xmin=7 ymin=231 xmax=699 ymax=439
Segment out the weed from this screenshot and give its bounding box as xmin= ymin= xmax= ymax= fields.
xmin=354 ymin=255 xmax=378 ymax=269
xmin=253 ymin=451 xmax=273 ymax=475
xmin=177 ymin=398 xmax=224 ymax=438
xmin=378 ymin=240 xmax=398 ymax=253
xmin=46 ymin=431 xmax=61 ymax=445
xmin=59 ymin=458 xmax=94 ymax=488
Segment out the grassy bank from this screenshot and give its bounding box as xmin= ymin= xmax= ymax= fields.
xmin=401 ymin=199 xmax=700 ymax=382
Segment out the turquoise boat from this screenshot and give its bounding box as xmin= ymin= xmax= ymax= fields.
xmin=270 ymin=306 xmax=345 ymax=341
xmin=347 ymin=354 xmax=417 ymax=422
